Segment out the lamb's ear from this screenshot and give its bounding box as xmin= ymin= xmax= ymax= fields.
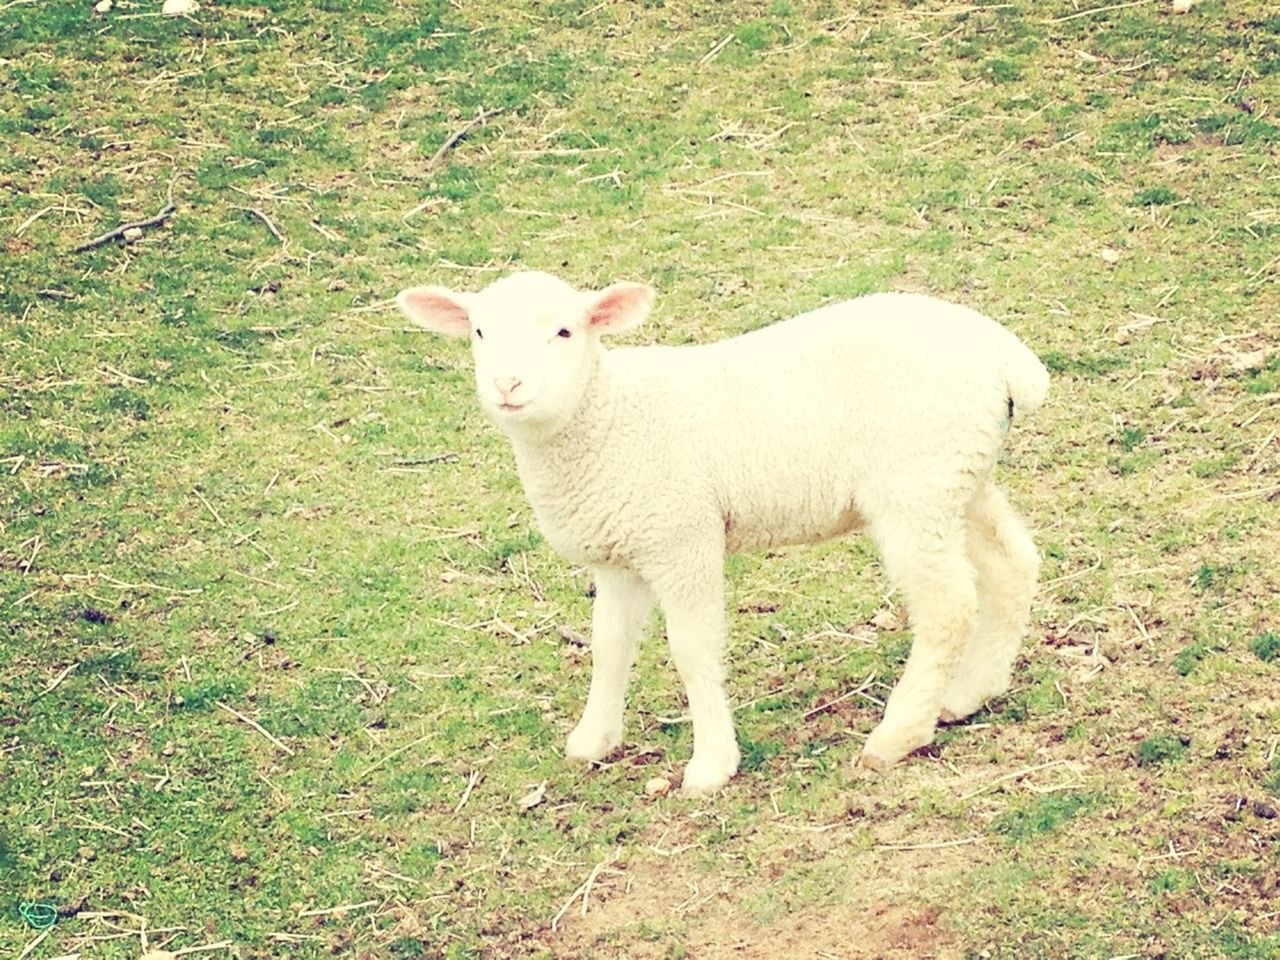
xmin=396 ymin=286 xmax=473 ymax=337
xmin=583 ymin=281 xmax=655 ymax=335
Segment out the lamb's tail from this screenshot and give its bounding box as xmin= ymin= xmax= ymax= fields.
xmin=1001 ymin=334 xmax=1050 ymax=420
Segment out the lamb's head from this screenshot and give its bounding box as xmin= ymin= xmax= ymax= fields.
xmin=396 ymin=271 xmax=654 ymax=434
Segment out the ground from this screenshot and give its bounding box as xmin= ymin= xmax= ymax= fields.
xmin=2 ymin=1 xmax=1279 ymax=958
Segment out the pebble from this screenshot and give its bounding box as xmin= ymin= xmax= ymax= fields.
xmin=644 ymin=776 xmax=671 ymax=797
xmin=122 ymin=226 xmax=143 ymax=241
xmin=162 ymin=0 xmax=199 ymax=14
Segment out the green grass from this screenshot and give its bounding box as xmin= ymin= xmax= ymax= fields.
xmin=1137 ymin=734 xmax=1190 ymax=767
xmin=3 ymin=1 xmax=1280 ymax=957
xmin=990 ymin=792 xmax=1100 ymax=844
xmin=1249 ymin=631 xmax=1280 ymax=663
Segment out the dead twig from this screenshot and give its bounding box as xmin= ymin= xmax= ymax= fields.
xmin=556 ymin=625 xmax=589 ymax=648
xmin=92 ymin=573 xmax=203 ymax=596
xmin=428 ymin=108 xmax=503 ymax=170
xmin=176 ymin=943 xmax=234 ymax=956
xmin=699 ymin=33 xmax=735 ymax=65
xmin=876 ymin=836 xmax=984 ymax=851
xmin=42 ymin=661 xmax=79 ymax=696
xmin=453 ymin=769 xmax=481 ymax=814
xmin=297 ymin=901 xmax=378 ymax=919
xmin=1217 ymin=482 xmax=1280 ymax=502
xmin=387 ymin=452 xmax=459 ymax=466
xmin=1046 ymin=0 xmax=1147 ymax=22
xmin=358 ymin=737 xmax=438 ymax=778
xmin=1245 ymin=428 xmax=1277 ymax=472
xmin=16 ymin=930 xmax=51 ymax=960
xmin=801 ymin=671 xmax=878 ymax=720
xmin=233 ymin=205 xmax=286 ymax=244
xmin=960 ymin=758 xmax=1078 ymax=800
xmin=13 ymin=204 xmax=92 ymax=238
xmin=72 ymin=202 xmax=176 ymax=253
xmin=193 ymin=488 xmax=227 ymax=528
xmin=216 ymin=701 xmax=295 ymax=756
xmin=18 ymin=535 xmax=41 ymax=574
xmin=550 ymin=847 xmax=624 ymax=930
xmin=1042 ymin=551 xmax=1104 ymax=591
xmin=1120 ymin=603 xmax=1151 ymax=644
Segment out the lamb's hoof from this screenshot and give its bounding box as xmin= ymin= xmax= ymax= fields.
xmin=939 ymin=687 xmax=996 ymax=724
xmin=861 ymin=720 xmax=933 ymax=771
xmin=943 ymin=669 xmax=1014 ymax=724
xmin=565 ymin=722 xmax=621 ymax=763
xmin=679 ymin=750 xmax=739 ymax=797
xmin=856 ymin=748 xmax=892 ymax=774
xmin=938 ymin=705 xmax=969 ymax=724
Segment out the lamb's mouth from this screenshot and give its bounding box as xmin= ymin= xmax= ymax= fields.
xmin=498 ymin=399 xmax=531 ymax=412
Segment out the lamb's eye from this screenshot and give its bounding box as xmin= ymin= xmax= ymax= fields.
xmin=474 ymin=328 xmax=484 ymax=340
xmin=557 ymin=328 xmax=572 ymax=339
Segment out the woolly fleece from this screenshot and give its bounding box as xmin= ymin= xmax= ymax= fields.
xmin=398 ymin=272 xmax=1048 ymax=795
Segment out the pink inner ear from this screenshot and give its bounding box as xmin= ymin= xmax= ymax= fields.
xmin=397 ymin=287 xmax=471 ymax=336
xmin=586 ymin=282 xmax=654 ymax=331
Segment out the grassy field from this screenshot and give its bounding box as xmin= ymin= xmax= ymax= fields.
xmin=3 ymin=1 xmax=1279 ymax=957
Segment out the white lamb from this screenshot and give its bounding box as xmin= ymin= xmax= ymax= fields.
xmin=397 ymin=271 xmax=1048 ymax=796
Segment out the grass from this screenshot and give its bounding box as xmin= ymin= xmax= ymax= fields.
xmin=1249 ymin=631 xmax=1280 ymax=663
xmin=1137 ymin=733 xmax=1190 ymax=767
xmin=2 ymin=1 xmax=1279 ymax=957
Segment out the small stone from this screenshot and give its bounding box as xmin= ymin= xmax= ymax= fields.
xmin=644 ymin=776 xmax=672 ymax=797
xmin=78 ymin=845 xmax=97 ymax=861
xmin=870 ymin=608 xmax=904 ymax=632
xmin=1171 ymin=0 xmax=1195 ymax=13
xmin=161 ymin=741 xmax=175 ymax=757
xmin=162 ymin=0 xmax=198 ymax=14
xmin=122 ymin=226 xmax=143 ymax=241
xmin=1229 ymin=349 xmax=1267 ymax=373
xmin=94 ymin=0 xmax=113 ymax=13
xmin=140 ymin=951 xmax=178 ymax=960
xmin=1253 ymin=800 xmax=1278 ymax=820
xmin=1099 ymin=248 xmax=1121 ymax=265
xmin=228 ymin=842 xmax=250 ymax=862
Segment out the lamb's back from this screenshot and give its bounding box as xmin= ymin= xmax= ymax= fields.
xmin=595 ymin=292 xmax=1040 ymax=552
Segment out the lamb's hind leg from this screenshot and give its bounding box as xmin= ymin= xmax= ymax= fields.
xmin=939 ymin=483 xmax=1039 ymax=723
xmin=860 ymin=514 xmax=978 ymax=771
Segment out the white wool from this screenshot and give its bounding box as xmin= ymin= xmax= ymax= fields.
xmin=398 ymin=271 xmax=1048 ymax=796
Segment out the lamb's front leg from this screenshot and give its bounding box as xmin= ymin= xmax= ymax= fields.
xmin=651 ymin=563 xmax=740 ymax=797
xmin=566 ymin=565 xmax=653 ymax=763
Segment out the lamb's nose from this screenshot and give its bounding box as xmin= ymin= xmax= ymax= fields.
xmin=494 ymin=376 xmax=522 ymax=399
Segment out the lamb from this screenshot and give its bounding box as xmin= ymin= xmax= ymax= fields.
xmin=396 ymin=271 xmax=1048 ymax=796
